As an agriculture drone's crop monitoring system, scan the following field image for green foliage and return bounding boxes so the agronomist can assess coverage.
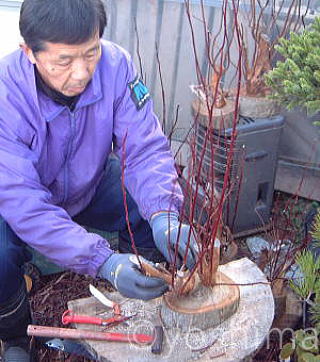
[289,250,320,299]
[289,248,320,334]
[299,352,320,362]
[310,293,320,332]
[281,208,320,362]
[310,211,320,328]
[265,18,320,118]
[295,329,319,354]
[311,212,320,243]
[280,330,320,361]
[280,342,295,359]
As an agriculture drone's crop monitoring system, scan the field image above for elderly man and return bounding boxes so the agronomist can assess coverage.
[0,0,197,360]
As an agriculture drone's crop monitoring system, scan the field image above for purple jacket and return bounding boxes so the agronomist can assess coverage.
[0,40,183,276]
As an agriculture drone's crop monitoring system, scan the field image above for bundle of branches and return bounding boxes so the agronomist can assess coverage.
[240,0,307,97]
[179,0,244,289]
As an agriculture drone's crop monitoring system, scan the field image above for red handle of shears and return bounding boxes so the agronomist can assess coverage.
[62,310,104,326]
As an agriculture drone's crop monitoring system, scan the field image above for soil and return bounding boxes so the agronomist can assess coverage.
[29,272,111,362]
[24,191,319,361]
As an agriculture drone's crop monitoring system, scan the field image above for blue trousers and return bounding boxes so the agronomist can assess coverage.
[0,155,156,303]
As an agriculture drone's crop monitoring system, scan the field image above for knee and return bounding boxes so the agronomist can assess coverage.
[0,220,28,281]
[0,220,18,257]
[0,248,26,302]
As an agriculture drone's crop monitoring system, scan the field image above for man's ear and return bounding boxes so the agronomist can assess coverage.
[19,43,37,64]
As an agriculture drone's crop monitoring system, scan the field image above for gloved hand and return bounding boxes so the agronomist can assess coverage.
[150,212,198,270]
[98,253,168,300]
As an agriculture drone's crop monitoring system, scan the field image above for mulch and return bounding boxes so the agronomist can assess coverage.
[29,272,114,361]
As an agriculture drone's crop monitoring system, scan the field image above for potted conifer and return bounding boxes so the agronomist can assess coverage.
[265,17,320,123]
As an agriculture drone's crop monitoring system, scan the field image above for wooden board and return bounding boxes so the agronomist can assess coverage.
[68,258,274,362]
[275,160,320,202]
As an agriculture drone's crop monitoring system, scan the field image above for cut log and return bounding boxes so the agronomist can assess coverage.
[160,271,240,332]
[192,98,237,129]
[66,258,274,362]
[239,96,280,119]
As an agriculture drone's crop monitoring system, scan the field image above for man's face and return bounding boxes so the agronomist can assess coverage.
[22,34,101,97]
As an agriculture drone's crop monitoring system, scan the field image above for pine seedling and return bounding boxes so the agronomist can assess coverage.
[289,250,320,301]
[289,249,320,331]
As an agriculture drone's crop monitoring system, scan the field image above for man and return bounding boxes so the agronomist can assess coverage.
[0,0,198,360]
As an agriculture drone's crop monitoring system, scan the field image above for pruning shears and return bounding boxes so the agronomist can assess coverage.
[62,284,135,327]
[62,310,134,327]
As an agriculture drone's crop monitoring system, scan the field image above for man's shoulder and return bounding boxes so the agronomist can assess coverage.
[0,50,36,121]
[100,40,132,68]
[0,49,35,104]
[0,49,27,79]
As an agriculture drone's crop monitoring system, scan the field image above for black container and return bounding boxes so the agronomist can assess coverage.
[186,115,285,236]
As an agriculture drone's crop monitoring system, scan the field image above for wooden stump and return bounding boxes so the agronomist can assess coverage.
[66,258,274,362]
[192,98,237,129]
[160,272,240,332]
[239,96,280,119]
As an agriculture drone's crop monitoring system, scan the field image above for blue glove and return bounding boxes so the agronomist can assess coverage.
[150,212,198,270]
[98,254,168,300]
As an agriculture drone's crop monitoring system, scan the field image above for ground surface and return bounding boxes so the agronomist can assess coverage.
[29,272,108,362]
[27,191,318,361]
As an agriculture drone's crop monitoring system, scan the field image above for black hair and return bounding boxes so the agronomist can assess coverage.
[19,0,107,53]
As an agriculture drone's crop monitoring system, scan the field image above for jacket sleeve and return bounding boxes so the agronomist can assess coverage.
[0,86,113,277]
[112,51,184,220]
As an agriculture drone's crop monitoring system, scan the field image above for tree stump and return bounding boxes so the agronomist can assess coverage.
[239,96,280,119]
[66,258,274,362]
[192,98,237,129]
[160,271,240,332]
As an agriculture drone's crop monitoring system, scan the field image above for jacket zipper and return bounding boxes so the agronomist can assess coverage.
[63,110,76,203]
